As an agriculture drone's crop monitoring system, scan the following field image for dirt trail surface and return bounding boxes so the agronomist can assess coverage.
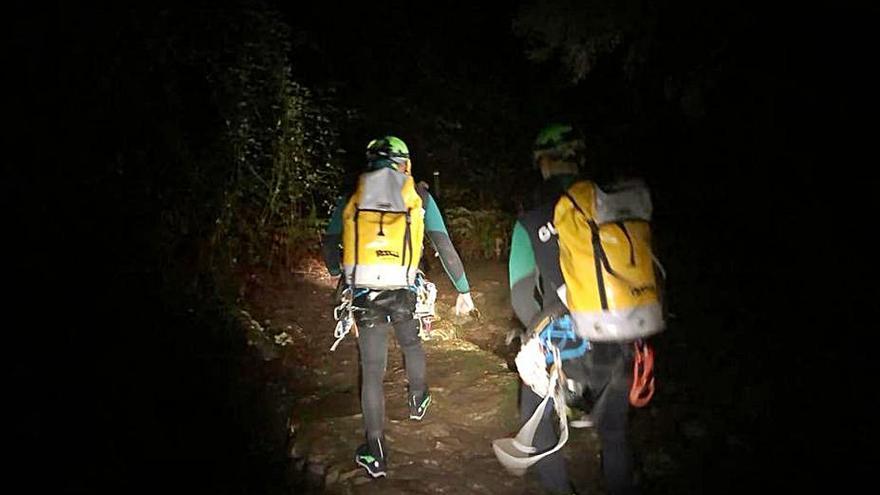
[244,259,611,494]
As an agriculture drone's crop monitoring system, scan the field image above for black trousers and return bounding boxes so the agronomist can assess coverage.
[354,289,427,442]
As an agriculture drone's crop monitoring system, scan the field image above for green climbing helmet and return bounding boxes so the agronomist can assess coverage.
[366,136,410,167]
[532,123,585,166]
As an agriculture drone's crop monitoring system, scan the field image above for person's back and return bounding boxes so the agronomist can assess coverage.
[506,124,639,495]
[321,135,477,479]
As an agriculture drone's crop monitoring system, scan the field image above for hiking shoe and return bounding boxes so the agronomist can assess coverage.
[354,439,387,478]
[408,390,432,420]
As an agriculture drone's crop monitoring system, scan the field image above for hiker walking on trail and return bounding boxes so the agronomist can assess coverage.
[500,124,663,495]
[321,136,477,478]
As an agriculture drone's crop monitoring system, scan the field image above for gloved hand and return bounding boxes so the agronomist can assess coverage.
[455,292,476,317]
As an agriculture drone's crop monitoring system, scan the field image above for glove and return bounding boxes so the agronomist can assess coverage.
[455,292,476,316]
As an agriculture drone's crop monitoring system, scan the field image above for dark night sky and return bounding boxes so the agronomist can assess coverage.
[267,0,874,195]
[273,0,552,183]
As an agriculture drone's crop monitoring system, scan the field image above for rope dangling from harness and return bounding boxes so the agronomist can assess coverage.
[629,339,656,407]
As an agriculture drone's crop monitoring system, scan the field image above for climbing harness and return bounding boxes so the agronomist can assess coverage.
[329,277,436,350]
[537,313,589,365]
[496,304,660,475]
[515,303,586,402]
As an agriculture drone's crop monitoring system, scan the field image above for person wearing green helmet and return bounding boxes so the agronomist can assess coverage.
[528,123,585,208]
[364,135,413,173]
[506,124,637,494]
[322,135,476,478]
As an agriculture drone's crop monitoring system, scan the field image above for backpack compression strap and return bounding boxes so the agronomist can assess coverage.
[352,208,360,291]
[562,192,638,310]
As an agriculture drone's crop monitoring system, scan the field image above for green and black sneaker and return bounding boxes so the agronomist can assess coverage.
[408,390,432,421]
[355,437,387,478]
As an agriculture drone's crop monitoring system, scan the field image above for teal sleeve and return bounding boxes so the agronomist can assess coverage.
[422,193,448,234]
[509,221,540,327]
[508,222,536,288]
[321,197,347,275]
[423,193,470,293]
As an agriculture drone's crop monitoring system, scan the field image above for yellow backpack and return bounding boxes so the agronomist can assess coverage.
[342,167,425,290]
[554,179,664,342]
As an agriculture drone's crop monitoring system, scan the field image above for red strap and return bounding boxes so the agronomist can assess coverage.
[629,340,655,407]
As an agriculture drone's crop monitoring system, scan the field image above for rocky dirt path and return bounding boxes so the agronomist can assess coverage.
[244,260,605,494]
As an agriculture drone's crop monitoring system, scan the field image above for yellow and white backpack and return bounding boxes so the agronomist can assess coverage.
[342,167,425,290]
[554,179,664,342]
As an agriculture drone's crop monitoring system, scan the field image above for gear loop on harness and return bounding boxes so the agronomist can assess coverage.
[329,272,437,351]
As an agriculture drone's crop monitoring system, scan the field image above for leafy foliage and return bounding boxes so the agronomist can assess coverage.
[514,0,651,83]
[444,207,514,261]
[53,2,347,301]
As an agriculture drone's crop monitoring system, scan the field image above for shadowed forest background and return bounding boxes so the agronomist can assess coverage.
[7,0,874,493]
